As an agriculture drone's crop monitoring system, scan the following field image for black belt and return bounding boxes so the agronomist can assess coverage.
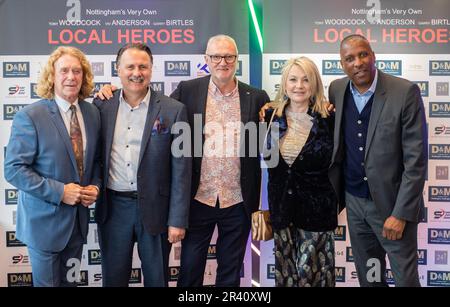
[107,189,138,199]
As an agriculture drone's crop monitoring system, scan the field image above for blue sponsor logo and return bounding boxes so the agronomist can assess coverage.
[346,246,354,262]
[164,61,190,76]
[90,82,111,98]
[435,250,448,265]
[5,189,18,205]
[429,186,450,202]
[429,61,450,76]
[270,60,287,75]
[30,83,39,99]
[3,104,28,120]
[88,249,101,265]
[169,266,180,281]
[89,208,95,223]
[429,144,450,160]
[429,102,450,118]
[412,81,429,97]
[334,225,346,241]
[7,273,33,287]
[322,60,344,75]
[150,82,164,94]
[3,62,30,78]
[376,60,401,76]
[428,228,450,244]
[267,264,275,279]
[427,271,450,286]
[6,231,26,247]
[335,267,346,282]
[385,269,395,285]
[196,62,209,75]
[418,249,427,265]
[111,61,118,77]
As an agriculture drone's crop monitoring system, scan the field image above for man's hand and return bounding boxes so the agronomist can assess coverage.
[382,216,406,240]
[168,226,186,244]
[94,84,117,100]
[259,103,272,122]
[80,185,99,207]
[62,183,82,205]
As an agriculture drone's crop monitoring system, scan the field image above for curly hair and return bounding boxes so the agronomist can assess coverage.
[36,46,94,100]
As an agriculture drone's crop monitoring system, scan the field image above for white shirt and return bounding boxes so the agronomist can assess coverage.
[107,88,151,191]
[54,94,87,162]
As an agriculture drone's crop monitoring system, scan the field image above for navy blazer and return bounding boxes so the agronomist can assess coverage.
[265,107,338,231]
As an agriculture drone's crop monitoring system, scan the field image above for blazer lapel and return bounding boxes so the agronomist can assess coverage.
[104,94,120,173]
[79,100,93,177]
[365,71,387,160]
[47,99,79,178]
[238,82,252,125]
[331,79,348,163]
[138,90,161,165]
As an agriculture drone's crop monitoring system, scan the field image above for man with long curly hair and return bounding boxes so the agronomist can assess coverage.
[4,46,101,287]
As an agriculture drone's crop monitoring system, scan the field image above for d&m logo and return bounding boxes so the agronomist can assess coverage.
[334,225,346,241]
[89,208,95,223]
[267,264,275,279]
[429,144,450,160]
[436,166,449,180]
[12,253,29,265]
[30,83,39,99]
[436,82,449,96]
[5,189,18,205]
[235,60,242,76]
[77,270,88,286]
[8,85,26,96]
[129,268,142,284]
[88,249,101,265]
[164,61,190,76]
[412,81,428,97]
[427,271,450,286]
[269,60,286,75]
[433,209,450,221]
[428,186,450,202]
[385,269,395,285]
[3,62,30,78]
[435,250,448,265]
[346,246,354,262]
[207,244,216,259]
[150,82,165,95]
[428,228,450,244]
[169,266,180,281]
[111,61,118,77]
[91,62,104,76]
[322,60,344,75]
[335,267,346,282]
[6,231,26,247]
[429,102,450,118]
[429,60,450,76]
[376,60,401,76]
[7,273,33,287]
[4,104,28,120]
[417,249,427,265]
[90,82,111,98]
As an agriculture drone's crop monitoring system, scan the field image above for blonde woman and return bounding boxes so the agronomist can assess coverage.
[263,57,338,287]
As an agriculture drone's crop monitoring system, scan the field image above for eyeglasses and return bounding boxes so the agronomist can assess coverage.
[207,54,238,64]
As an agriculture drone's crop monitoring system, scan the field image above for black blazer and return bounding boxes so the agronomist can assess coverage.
[171,76,270,218]
[265,107,338,232]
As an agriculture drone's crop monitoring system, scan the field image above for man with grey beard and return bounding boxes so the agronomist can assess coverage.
[93,43,191,287]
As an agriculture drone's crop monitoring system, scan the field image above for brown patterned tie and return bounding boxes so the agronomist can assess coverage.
[69,105,83,179]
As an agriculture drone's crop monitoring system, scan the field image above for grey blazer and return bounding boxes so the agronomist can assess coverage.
[93,89,192,234]
[328,70,427,223]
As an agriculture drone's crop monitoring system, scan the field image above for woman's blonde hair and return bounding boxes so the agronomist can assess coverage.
[269,57,329,118]
[36,46,94,100]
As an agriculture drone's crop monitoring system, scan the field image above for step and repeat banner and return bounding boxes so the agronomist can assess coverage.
[0,0,252,287]
[260,0,450,287]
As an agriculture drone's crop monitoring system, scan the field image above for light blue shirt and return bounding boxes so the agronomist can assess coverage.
[349,69,378,114]
[107,88,151,191]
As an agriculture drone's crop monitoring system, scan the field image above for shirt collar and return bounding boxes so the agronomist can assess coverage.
[119,87,151,108]
[350,68,378,96]
[208,78,239,98]
[54,94,79,112]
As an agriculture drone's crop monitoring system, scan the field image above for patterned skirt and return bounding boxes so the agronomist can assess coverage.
[274,224,335,287]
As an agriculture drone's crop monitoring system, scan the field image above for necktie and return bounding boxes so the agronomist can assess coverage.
[69,105,83,179]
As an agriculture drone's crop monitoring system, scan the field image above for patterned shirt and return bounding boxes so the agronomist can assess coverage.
[194,79,243,208]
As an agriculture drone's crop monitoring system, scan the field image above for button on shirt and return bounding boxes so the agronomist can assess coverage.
[55,95,87,163]
[107,88,150,191]
[350,69,378,114]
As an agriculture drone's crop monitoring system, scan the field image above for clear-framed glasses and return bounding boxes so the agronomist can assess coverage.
[207,54,238,64]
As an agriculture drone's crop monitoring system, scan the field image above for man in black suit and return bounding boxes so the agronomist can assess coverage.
[171,35,269,286]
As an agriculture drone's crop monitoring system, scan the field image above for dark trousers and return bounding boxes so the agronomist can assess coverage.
[177,199,250,287]
[28,209,84,287]
[98,191,171,287]
[345,192,420,287]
